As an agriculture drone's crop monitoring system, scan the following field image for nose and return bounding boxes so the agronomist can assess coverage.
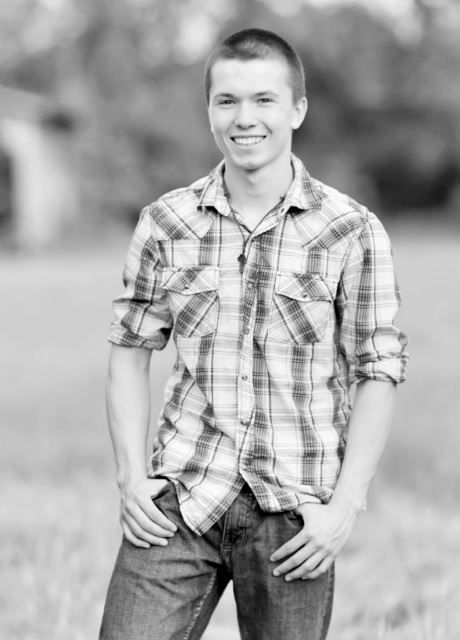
[234,102,257,129]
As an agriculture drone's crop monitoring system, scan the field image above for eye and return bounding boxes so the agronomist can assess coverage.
[217,99,235,106]
[258,98,274,104]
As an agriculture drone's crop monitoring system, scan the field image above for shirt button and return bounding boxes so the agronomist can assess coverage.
[241,420,249,426]
[244,328,250,334]
[242,375,248,381]
[247,283,253,290]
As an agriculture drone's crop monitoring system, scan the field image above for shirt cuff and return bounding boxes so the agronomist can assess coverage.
[108,324,171,350]
[349,354,408,385]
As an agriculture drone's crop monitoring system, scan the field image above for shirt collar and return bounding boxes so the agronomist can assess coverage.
[198,154,324,216]
[283,154,324,213]
[198,160,231,216]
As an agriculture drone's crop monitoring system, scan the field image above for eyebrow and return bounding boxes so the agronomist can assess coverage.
[213,90,280,100]
[213,92,235,99]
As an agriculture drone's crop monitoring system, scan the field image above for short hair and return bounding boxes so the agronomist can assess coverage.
[204,28,305,105]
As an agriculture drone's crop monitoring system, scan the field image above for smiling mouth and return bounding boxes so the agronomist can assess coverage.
[231,136,266,147]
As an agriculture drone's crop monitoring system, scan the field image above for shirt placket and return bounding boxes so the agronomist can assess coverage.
[235,206,288,475]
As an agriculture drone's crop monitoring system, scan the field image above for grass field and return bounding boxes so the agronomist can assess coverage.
[1,221,460,639]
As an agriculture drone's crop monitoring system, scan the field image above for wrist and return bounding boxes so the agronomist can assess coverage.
[329,484,367,516]
[116,467,147,492]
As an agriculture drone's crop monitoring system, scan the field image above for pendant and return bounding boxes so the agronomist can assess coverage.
[237,254,246,274]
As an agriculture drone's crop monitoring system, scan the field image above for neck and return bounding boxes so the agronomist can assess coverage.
[224,154,293,217]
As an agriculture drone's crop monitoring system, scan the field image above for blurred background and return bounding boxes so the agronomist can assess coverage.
[1,0,459,638]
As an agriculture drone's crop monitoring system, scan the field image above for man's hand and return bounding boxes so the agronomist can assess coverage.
[270,502,357,581]
[120,477,178,548]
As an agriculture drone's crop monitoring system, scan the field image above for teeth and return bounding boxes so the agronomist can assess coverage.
[233,136,264,146]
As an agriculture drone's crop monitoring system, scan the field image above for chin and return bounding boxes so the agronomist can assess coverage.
[234,161,262,173]
[231,153,266,172]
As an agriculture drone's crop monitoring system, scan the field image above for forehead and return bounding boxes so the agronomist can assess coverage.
[209,57,292,97]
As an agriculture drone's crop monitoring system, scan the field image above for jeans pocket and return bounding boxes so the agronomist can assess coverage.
[285,509,303,522]
[151,479,172,503]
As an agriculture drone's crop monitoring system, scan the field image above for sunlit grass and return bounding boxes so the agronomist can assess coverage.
[2,224,459,639]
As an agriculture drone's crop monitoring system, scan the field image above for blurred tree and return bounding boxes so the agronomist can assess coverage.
[0,148,12,234]
[0,0,459,221]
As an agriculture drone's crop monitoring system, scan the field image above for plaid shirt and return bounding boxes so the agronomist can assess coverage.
[109,155,408,535]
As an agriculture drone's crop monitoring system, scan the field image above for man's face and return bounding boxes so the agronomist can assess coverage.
[208,57,307,174]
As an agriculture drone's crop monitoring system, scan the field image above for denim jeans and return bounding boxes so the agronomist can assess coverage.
[99,481,334,640]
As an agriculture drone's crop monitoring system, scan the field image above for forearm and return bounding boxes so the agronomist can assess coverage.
[106,344,153,489]
[272,379,397,580]
[330,379,397,514]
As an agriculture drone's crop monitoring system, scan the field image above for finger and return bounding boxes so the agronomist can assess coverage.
[123,513,169,547]
[270,529,308,563]
[139,497,178,533]
[129,505,175,538]
[121,521,150,549]
[272,542,317,577]
[301,557,334,580]
[285,551,326,581]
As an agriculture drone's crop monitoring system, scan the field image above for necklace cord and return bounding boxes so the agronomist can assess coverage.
[224,190,284,274]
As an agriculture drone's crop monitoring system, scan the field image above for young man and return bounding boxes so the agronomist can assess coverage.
[100,29,408,640]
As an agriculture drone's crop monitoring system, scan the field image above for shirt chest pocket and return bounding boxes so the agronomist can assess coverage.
[161,267,219,337]
[268,272,336,344]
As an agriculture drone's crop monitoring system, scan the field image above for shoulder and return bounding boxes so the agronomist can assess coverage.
[145,173,209,218]
[312,176,388,244]
[314,178,370,225]
[293,168,377,254]
[141,173,213,241]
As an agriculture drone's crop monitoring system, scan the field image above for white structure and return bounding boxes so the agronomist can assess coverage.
[0,86,79,249]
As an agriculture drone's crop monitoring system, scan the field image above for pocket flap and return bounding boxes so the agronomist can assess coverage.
[275,272,336,301]
[161,267,219,295]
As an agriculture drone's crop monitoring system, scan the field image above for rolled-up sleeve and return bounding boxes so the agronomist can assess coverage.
[108,206,173,350]
[337,212,408,384]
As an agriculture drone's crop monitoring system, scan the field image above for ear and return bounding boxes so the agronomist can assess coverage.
[292,96,308,130]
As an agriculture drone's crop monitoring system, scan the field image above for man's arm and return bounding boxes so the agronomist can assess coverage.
[107,344,177,548]
[271,212,407,580]
[270,379,396,580]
